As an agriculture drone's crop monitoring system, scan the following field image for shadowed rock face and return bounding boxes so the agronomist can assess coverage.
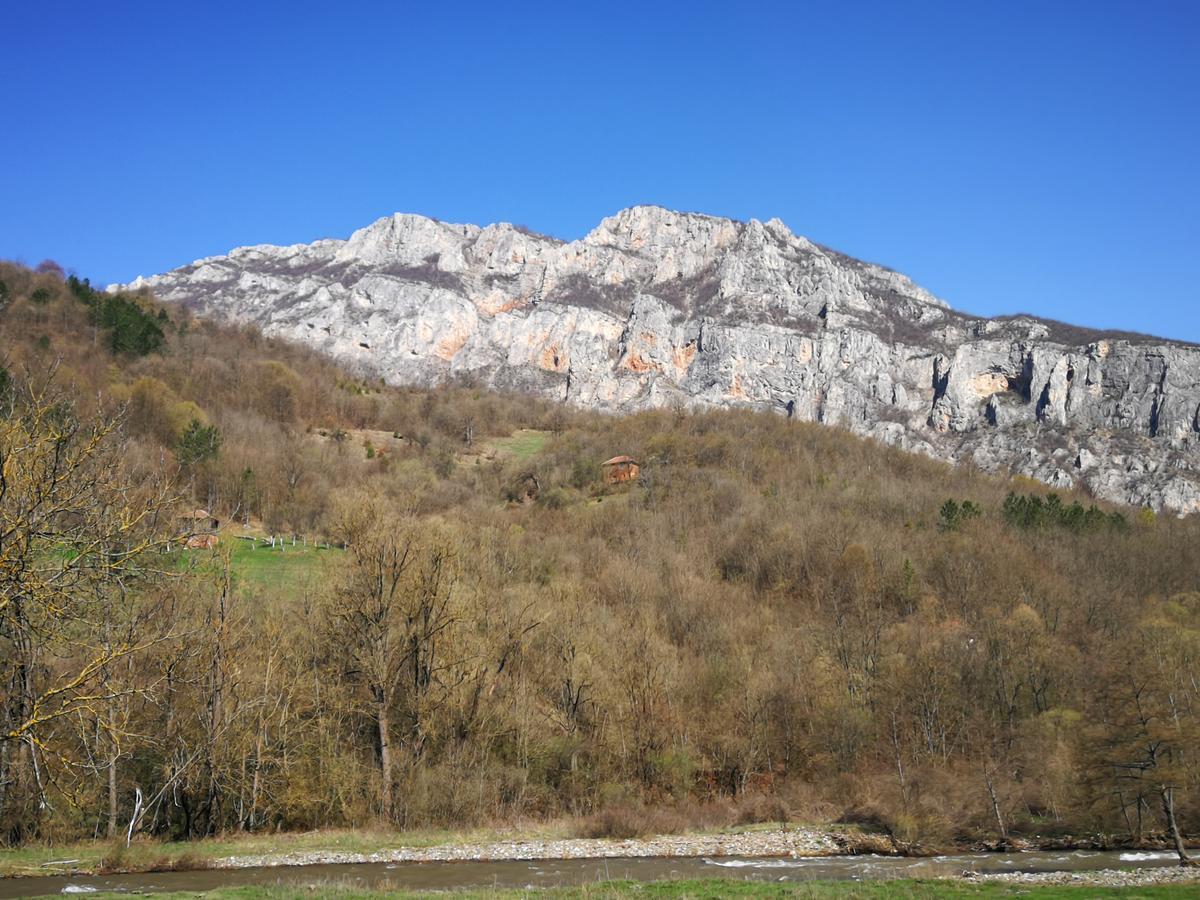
[114,206,1200,514]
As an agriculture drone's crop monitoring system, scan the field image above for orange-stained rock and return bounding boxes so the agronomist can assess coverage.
[186,533,219,550]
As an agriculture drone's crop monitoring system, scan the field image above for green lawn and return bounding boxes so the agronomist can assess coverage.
[484,429,551,460]
[173,533,341,591]
[223,537,337,590]
[66,878,1200,900]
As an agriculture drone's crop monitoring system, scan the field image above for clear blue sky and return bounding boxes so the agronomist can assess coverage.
[4,1,1198,340]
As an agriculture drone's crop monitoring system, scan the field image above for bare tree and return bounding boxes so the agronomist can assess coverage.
[0,369,174,837]
[324,500,457,822]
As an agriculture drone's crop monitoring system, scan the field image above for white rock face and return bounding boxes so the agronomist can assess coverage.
[113,206,1200,514]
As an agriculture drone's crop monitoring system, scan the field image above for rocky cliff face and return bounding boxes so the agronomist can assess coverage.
[115,206,1200,514]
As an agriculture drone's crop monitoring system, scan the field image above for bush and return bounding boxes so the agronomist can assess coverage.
[432,448,456,478]
[578,803,684,839]
[539,487,570,509]
[1001,491,1126,532]
[176,418,222,466]
[938,498,980,532]
[649,748,697,798]
[95,294,166,355]
[69,276,165,355]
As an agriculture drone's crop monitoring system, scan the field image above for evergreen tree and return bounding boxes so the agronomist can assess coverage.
[176,418,222,467]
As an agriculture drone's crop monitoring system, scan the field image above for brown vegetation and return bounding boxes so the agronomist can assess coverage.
[0,262,1197,860]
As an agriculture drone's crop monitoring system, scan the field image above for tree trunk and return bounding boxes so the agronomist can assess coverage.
[1161,786,1195,867]
[0,736,9,822]
[106,694,119,838]
[377,699,394,822]
[202,578,229,836]
[107,752,118,838]
[986,773,1008,841]
[1116,789,1135,842]
[890,713,908,808]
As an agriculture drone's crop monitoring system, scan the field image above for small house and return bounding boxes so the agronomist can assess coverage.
[181,509,220,532]
[177,509,221,551]
[601,455,640,484]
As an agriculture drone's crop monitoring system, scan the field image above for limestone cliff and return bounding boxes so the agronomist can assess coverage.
[114,206,1200,514]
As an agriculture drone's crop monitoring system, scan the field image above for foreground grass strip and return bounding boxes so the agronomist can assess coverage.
[72,879,1200,899]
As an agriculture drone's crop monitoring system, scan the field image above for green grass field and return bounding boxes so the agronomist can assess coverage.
[483,428,551,460]
[173,533,341,592]
[60,878,1200,899]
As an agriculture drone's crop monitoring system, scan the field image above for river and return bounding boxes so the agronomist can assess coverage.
[0,849,1187,897]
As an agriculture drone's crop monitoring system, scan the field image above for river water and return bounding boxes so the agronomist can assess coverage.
[0,849,1184,897]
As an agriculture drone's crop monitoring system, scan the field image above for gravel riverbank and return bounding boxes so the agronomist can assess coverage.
[967,866,1200,888]
[215,827,843,869]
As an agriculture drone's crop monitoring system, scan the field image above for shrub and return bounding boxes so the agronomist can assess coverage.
[432,448,456,478]
[938,498,980,532]
[539,487,570,509]
[69,276,165,355]
[1001,491,1126,533]
[176,418,222,466]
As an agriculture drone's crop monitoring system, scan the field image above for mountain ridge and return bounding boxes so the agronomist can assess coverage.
[113,205,1200,514]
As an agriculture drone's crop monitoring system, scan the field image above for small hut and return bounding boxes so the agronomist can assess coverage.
[177,508,220,551]
[601,455,640,484]
[181,509,220,532]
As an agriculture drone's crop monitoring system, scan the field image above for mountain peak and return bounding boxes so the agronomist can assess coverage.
[112,206,1200,514]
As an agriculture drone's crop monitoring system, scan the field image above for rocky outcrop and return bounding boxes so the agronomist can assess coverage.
[114,206,1200,514]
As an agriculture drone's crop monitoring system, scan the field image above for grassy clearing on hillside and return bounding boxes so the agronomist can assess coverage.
[173,533,341,591]
[482,428,551,460]
[63,878,1200,899]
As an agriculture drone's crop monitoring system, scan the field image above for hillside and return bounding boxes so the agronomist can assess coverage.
[1,261,1198,855]
[115,206,1200,514]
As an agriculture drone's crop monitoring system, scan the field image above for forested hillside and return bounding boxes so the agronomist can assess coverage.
[1,261,1197,854]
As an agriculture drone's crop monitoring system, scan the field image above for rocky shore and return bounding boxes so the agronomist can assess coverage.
[215,827,842,869]
[968,865,1199,888]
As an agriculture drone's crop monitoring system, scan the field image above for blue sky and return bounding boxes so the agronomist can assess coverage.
[3,1,1198,340]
